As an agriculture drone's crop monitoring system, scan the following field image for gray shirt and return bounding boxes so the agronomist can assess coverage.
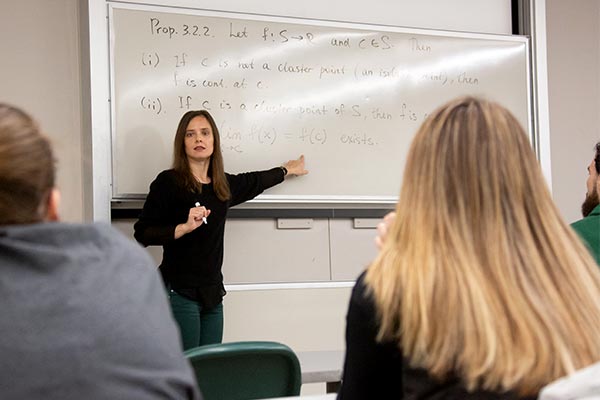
[0,222,201,400]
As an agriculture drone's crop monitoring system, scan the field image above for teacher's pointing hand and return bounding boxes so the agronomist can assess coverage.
[283,154,308,177]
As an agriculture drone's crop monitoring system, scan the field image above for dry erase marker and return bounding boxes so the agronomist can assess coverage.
[195,202,208,224]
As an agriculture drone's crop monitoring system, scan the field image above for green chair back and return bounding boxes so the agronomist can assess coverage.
[184,341,302,400]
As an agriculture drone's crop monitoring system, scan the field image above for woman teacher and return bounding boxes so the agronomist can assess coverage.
[134,110,308,350]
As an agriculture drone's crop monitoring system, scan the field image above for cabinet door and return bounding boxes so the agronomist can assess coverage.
[224,218,331,284]
[329,219,379,281]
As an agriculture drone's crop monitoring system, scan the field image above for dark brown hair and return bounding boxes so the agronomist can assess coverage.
[172,110,230,201]
[0,103,55,224]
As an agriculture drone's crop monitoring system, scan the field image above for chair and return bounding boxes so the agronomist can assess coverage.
[184,341,302,400]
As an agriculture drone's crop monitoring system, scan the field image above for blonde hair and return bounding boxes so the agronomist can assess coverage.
[366,96,600,395]
[0,103,55,225]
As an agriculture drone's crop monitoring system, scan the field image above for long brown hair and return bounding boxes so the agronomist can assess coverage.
[172,110,230,201]
[0,103,55,224]
[366,96,600,395]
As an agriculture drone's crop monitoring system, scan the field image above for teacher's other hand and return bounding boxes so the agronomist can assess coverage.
[284,154,308,176]
[175,206,211,239]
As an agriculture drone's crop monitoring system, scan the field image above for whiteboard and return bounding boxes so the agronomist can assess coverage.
[109,3,530,203]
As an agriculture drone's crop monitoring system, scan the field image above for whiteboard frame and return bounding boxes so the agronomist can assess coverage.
[107,1,532,204]
[89,0,550,216]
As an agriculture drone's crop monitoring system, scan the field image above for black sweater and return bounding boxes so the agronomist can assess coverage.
[338,272,537,400]
[134,168,284,306]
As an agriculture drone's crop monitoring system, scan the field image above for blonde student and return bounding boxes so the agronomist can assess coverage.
[338,96,600,399]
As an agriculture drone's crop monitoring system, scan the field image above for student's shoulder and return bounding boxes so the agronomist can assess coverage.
[571,206,600,230]
[571,216,595,233]
[87,223,155,266]
[354,270,368,291]
[41,223,156,276]
[350,270,372,305]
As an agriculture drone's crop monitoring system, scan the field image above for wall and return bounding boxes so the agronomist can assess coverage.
[0,0,83,222]
[546,0,600,223]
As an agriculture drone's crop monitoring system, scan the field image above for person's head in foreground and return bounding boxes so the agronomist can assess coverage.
[340,96,600,399]
[581,141,600,218]
[0,103,59,225]
[0,102,200,399]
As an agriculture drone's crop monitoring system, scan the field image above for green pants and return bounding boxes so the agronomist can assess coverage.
[169,289,223,350]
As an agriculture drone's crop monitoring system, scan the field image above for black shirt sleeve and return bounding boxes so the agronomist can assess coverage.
[228,167,285,207]
[338,272,404,400]
[134,171,179,247]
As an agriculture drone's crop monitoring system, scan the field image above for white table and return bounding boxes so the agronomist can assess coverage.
[296,350,344,394]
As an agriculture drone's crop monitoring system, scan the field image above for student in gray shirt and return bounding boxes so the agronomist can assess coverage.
[0,103,201,400]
